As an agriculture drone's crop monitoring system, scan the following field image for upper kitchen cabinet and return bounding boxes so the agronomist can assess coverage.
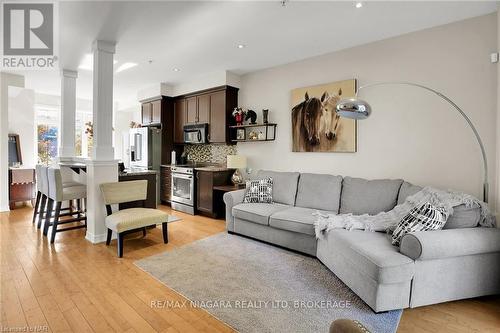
[174,98,187,144]
[139,96,175,165]
[197,94,211,124]
[141,102,152,124]
[173,86,238,144]
[186,96,197,124]
[141,98,163,125]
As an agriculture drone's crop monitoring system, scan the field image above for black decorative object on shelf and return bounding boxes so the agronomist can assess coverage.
[262,109,269,124]
[229,123,277,142]
[245,110,257,124]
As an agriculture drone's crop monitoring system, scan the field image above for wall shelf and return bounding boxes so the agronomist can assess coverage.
[229,123,277,142]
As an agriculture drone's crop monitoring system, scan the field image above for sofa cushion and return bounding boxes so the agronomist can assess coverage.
[444,204,481,229]
[326,229,414,284]
[257,170,300,206]
[397,181,423,205]
[233,203,289,226]
[295,173,342,212]
[340,177,403,215]
[269,207,334,235]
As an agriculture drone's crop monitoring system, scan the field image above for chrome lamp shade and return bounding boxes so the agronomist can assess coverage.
[335,98,371,120]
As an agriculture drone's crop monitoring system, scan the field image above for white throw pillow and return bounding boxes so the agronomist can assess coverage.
[392,202,449,246]
[243,178,273,204]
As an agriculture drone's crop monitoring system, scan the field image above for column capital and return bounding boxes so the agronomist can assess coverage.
[92,40,116,54]
[61,69,78,79]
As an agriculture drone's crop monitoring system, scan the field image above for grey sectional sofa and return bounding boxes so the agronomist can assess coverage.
[223,170,500,312]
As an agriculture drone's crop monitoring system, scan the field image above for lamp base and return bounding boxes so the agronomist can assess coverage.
[231,169,244,185]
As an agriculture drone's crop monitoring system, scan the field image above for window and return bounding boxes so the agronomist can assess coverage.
[35,105,59,165]
[76,110,92,157]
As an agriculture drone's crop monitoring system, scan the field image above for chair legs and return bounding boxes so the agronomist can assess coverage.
[117,233,124,258]
[162,222,168,244]
[37,194,47,229]
[32,191,41,224]
[106,229,112,245]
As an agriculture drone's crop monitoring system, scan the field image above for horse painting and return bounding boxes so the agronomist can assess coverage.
[291,79,357,152]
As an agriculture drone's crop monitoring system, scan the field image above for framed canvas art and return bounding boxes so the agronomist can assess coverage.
[291,79,357,152]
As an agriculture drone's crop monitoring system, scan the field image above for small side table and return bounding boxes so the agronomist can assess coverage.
[213,184,246,218]
[9,168,36,209]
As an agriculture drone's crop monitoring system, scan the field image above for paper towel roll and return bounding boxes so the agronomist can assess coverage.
[171,151,176,165]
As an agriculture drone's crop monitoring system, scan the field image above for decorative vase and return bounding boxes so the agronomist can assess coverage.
[235,113,243,125]
[262,109,269,124]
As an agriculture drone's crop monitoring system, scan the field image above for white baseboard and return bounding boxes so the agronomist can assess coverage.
[0,205,10,213]
[85,231,107,244]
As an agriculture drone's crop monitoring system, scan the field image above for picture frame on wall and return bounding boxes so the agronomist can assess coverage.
[291,79,357,152]
[236,129,246,140]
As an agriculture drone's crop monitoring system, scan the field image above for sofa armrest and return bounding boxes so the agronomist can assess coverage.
[223,189,246,232]
[400,227,500,260]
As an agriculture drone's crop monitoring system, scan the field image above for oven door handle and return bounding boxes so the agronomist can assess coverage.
[172,173,193,180]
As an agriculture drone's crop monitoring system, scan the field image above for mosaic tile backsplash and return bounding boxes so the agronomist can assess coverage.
[183,144,237,164]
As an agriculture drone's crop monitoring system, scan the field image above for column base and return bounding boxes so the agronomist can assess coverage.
[85,159,119,244]
[0,205,10,212]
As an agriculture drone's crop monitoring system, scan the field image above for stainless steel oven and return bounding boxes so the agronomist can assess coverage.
[171,166,195,214]
[183,123,208,144]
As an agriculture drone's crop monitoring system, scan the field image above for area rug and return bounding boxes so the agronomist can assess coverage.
[135,233,402,333]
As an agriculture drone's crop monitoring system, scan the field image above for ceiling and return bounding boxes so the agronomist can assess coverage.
[17,1,497,110]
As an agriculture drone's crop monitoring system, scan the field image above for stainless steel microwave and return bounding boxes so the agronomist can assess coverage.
[183,123,208,144]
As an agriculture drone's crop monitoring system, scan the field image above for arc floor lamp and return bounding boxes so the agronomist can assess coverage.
[335,81,489,203]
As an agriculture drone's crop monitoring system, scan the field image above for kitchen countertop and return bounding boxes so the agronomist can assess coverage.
[119,169,158,177]
[194,166,230,172]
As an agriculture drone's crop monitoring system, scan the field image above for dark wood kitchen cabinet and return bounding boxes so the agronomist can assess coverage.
[172,86,238,144]
[173,98,186,144]
[160,165,172,203]
[141,102,152,124]
[186,96,198,123]
[151,99,162,123]
[139,96,175,165]
[209,90,226,143]
[197,94,210,124]
[196,170,232,217]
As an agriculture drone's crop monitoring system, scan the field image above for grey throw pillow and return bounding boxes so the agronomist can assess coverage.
[392,202,448,246]
[243,178,273,204]
[444,204,481,229]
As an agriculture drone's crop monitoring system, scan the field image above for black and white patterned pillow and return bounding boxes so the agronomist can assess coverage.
[392,202,449,246]
[243,178,273,204]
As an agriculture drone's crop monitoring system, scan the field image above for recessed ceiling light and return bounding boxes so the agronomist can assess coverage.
[355,2,363,8]
[173,68,180,72]
[116,62,138,73]
[237,44,246,49]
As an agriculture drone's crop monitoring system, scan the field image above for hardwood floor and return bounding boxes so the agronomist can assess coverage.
[1,205,499,333]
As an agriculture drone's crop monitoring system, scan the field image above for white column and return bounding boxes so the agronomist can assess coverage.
[0,73,25,212]
[59,69,78,160]
[85,40,118,243]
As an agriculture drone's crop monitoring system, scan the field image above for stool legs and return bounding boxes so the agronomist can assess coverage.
[32,191,41,224]
[37,194,47,229]
[43,198,54,236]
[50,202,62,244]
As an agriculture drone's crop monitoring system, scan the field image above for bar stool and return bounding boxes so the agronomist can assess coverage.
[44,167,87,243]
[34,165,49,229]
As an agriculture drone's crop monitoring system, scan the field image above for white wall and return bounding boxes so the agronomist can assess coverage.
[8,87,36,167]
[237,13,498,209]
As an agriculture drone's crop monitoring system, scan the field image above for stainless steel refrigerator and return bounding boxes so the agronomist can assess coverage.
[129,127,162,171]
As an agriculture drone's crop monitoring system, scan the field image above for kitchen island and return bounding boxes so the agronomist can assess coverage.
[119,170,158,209]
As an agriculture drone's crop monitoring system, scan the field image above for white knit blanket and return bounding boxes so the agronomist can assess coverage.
[314,187,496,239]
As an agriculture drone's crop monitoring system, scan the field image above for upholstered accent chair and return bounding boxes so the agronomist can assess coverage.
[100,180,170,258]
